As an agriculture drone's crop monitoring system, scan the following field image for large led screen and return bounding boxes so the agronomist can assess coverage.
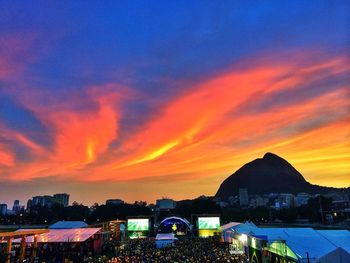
[198,217,220,229]
[127,218,149,231]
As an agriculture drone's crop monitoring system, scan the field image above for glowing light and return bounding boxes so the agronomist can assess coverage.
[172,224,177,231]
[86,140,96,163]
[238,234,248,243]
[125,141,179,166]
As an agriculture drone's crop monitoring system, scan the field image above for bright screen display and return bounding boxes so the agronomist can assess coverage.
[198,217,220,229]
[198,229,216,237]
[127,218,149,231]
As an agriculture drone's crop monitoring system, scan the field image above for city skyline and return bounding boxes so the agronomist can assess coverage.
[0,1,349,206]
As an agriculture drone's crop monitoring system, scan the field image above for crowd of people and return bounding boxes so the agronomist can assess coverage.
[1,236,246,262]
[0,241,97,263]
[107,237,247,263]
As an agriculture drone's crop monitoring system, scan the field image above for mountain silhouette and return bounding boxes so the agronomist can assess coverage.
[215,152,337,200]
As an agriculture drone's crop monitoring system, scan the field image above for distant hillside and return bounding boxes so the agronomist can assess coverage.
[215,152,342,200]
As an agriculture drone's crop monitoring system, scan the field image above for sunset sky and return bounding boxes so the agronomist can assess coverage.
[0,1,349,206]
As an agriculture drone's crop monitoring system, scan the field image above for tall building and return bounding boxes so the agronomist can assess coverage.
[275,193,295,209]
[53,193,70,207]
[156,198,176,210]
[12,200,21,215]
[239,188,249,206]
[295,193,310,206]
[31,195,50,207]
[250,195,269,207]
[41,195,54,207]
[28,193,70,208]
[32,196,42,206]
[0,204,7,216]
[106,199,124,205]
[26,199,32,212]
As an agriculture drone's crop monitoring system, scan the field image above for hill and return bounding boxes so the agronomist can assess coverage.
[215,152,340,200]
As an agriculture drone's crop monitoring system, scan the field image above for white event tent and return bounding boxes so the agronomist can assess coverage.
[13,228,101,243]
[223,222,350,263]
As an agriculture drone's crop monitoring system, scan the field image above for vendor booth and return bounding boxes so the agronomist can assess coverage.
[13,227,104,255]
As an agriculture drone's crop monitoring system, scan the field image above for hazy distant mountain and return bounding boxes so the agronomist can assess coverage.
[215,152,341,200]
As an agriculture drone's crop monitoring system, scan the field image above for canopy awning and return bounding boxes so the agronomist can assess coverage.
[13,228,101,243]
[0,229,49,238]
[49,221,88,229]
[220,222,241,231]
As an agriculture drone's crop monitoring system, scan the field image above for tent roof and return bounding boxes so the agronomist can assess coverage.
[220,222,241,231]
[49,221,88,229]
[242,227,349,260]
[232,223,258,234]
[13,228,101,243]
[319,247,350,262]
[159,217,191,227]
[250,227,317,240]
[156,233,178,240]
[231,224,350,260]
[244,221,257,227]
[279,231,338,260]
[0,229,48,238]
[316,230,350,253]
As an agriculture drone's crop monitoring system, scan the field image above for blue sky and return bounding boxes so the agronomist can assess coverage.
[0,1,349,205]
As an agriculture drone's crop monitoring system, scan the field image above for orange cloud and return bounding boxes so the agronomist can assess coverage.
[2,88,123,181]
[81,54,349,188]
[15,133,45,155]
[0,145,15,167]
[51,100,119,168]
[2,52,349,195]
